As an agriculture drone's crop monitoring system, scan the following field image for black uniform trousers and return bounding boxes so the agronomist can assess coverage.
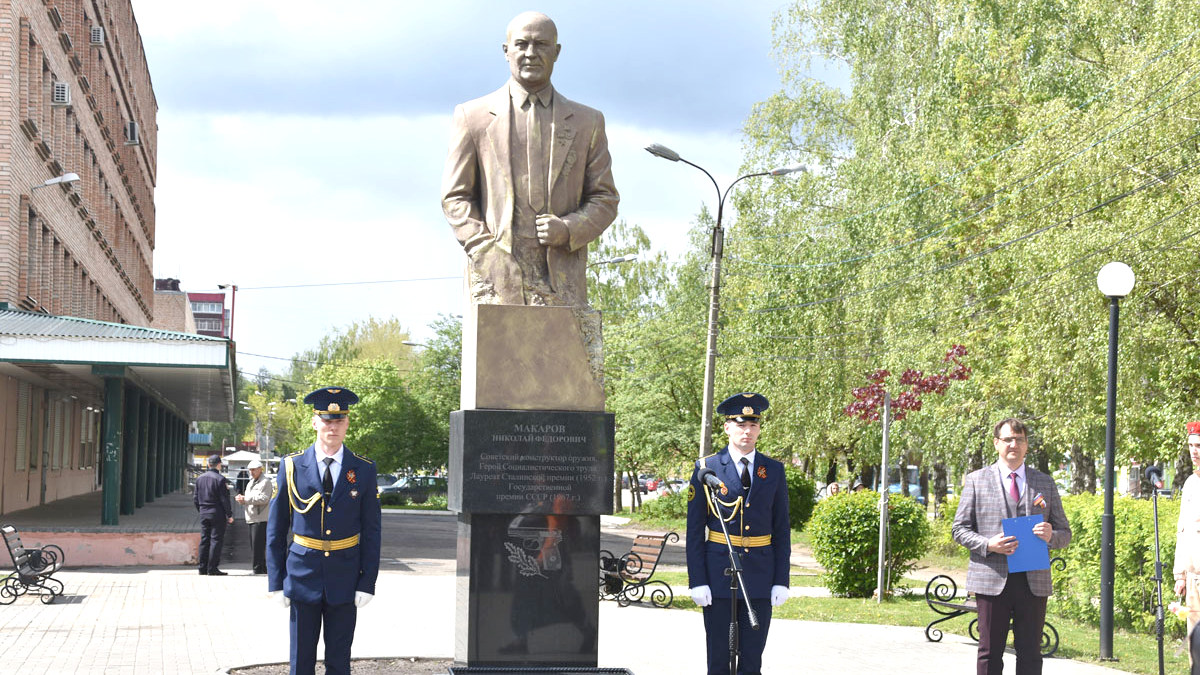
[974,572,1046,675]
[290,599,357,675]
[197,514,226,574]
[248,521,267,573]
[702,596,772,675]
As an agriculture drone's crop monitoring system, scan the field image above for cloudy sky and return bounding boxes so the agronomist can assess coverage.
[135,0,817,377]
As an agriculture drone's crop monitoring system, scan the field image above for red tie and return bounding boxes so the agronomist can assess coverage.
[1009,472,1020,502]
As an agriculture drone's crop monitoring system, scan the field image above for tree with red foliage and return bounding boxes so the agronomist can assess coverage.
[844,345,970,423]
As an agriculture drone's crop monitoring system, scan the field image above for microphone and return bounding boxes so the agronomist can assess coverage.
[1145,465,1164,490]
[696,466,725,491]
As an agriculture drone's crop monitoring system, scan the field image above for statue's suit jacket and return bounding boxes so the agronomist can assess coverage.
[441,82,619,305]
[265,446,382,606]
[951,464,1071,596]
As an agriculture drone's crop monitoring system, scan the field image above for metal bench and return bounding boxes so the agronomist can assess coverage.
[924,573,1059,656]
[599,531,679,608]
[0,525,65,605]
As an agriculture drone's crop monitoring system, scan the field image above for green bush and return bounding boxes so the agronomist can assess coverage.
[379,493,408,507]
[1050,493,1184,638]
[785,466,817,531]
[640,488,689,520]
[809,490,931,597]
[930,494,968,559]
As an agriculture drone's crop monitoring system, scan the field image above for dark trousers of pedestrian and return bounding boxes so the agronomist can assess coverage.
[197,514,226,574]
[290,599,357,675]
[702,596,772,675]
[974,572,1047,675]
[248,521,267,574]
[1191,625,1200,675]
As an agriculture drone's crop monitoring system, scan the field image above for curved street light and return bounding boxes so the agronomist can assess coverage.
[1096,261,1134,660]
[31,172,80,191]
[646,142,807,455]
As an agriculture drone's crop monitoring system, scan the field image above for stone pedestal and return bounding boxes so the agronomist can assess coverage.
[451,305,615,670]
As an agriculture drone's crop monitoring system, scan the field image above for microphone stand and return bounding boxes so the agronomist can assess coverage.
[706,486,759,675]
[1150,482,1165,675]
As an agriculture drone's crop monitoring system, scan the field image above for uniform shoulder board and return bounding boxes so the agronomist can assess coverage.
[358,455,375,466]
[285,450,304,458]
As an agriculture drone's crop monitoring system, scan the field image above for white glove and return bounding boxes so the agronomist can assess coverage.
[770,585,789,607]
[354,591,373,608]
[689,585,712,607]
[269,590,290,608]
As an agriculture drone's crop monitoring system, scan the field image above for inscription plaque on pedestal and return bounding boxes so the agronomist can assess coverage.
[450,409,614,515]
[450,409,615,668]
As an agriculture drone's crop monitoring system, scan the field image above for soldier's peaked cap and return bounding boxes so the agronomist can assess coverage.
[304,387,359,419]
[717,392,769,422]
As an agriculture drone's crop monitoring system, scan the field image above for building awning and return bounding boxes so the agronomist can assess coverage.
[0,308,236,421]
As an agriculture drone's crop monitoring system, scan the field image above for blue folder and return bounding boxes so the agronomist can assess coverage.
[1002,514,1050,573]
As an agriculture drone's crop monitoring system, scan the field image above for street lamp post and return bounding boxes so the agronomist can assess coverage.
[645,143,805,456]
[218,284,238,341]
[1097,261,1135,660]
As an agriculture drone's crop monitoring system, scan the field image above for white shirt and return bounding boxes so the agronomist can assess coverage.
[318,445,345,489]
[996,460,1026,498]
[730,448,758,486]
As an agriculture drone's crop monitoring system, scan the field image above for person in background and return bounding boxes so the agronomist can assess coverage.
[236,466,250,495]
[235,459,273,574]
[194,454,233,576]
[1173,420,1200,673]
[827,481,841,497]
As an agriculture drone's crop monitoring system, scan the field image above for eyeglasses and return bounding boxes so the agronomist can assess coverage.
[997,436,1027,445]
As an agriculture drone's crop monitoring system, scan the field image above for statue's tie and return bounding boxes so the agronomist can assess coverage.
[527,94,546,213]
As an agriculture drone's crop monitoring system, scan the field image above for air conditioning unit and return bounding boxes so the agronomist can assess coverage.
[125,121,140,145]
[52,81,70,106]
[90,26,104,45]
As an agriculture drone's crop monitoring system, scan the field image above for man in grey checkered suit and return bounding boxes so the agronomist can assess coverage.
[952,418,1072,675]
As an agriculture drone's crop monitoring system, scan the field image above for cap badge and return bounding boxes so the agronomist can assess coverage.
[327,403,341,412]
[742,406,754,415]
[742,393,754,398]
[329,389,341,394]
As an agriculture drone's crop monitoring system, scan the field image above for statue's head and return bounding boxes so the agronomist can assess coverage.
[503,12,560,92]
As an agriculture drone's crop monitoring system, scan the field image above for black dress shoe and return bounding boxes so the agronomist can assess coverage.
[208,569,228,576]
[198,569,208,575]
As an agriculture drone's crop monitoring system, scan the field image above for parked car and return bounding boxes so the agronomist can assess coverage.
[376,473,398,494]
[656,478,686,495]
[380,475,448,504]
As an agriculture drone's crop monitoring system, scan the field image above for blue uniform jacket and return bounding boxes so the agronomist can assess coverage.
[686,447,791,599]
[266,445,382,605]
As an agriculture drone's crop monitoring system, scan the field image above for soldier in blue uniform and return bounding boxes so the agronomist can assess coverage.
[267,387,382,675]
[687,392,791,675]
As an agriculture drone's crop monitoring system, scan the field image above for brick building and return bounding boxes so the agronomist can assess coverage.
[187,290,228,338]
[0,1,234,523]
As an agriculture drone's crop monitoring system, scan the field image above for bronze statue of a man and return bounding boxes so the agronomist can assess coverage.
[441,12,619,307]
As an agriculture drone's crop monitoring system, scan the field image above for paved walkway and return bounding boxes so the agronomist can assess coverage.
[0,564,1133,675]
[0,499,1132,674]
